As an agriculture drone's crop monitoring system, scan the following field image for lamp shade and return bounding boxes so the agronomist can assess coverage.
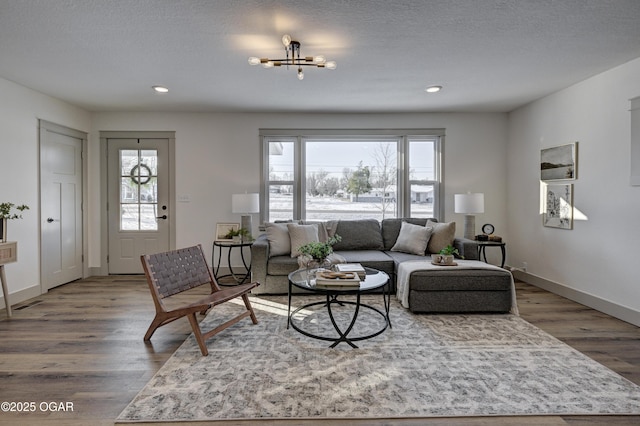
[454,193,485,214]
[232,193,260,214]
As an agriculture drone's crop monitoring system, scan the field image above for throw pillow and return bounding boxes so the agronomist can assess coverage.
[264,222,291,257]
[426,220,456,254]
[288,223,320,257]
[390,222,433,255]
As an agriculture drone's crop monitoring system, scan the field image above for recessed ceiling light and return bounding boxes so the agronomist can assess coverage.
[152,85,169,93]
[425,85,442,93]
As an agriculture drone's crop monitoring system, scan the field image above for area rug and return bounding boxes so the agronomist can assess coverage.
[117,295,640,422]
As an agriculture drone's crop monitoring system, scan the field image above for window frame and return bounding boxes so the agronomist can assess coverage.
[260,129,444,223]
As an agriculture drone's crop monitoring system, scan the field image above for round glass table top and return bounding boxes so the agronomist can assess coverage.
[288,267,389,293]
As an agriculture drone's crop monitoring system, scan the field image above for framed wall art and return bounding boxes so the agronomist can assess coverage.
[543,183,573,229]
[540,142,578,181]
[215,223,239,241]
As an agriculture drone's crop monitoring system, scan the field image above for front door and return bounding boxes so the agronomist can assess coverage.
[107,137,170,274]
[40,121,85,291]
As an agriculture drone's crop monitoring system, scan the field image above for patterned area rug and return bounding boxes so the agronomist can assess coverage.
[117,295,640,422]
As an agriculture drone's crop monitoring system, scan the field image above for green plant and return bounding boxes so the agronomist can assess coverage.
[439,244,463,258]
[224,227,251,239]
[0,202,29,220]
[298,234,342,261]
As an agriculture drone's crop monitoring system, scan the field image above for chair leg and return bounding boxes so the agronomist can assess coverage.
[187,312,209,356]
[143,315,165,341]
[242,294,258,324]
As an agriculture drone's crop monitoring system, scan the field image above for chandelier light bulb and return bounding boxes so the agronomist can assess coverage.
[282,34,292,47]
[297,68,304,80]
[262,61,274,69]
[152,85,169,93]
[248,57,260,66]
[325,61,337,70]
[314,55,326,64]
[426,85,442,93]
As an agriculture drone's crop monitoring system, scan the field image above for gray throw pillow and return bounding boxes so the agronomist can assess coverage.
[264,222,291,257]
[391,222,433,255]
[426,220,456,254]
[288,223,319,257]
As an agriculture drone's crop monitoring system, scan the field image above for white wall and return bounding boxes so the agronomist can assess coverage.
[0,77,91,302]
[91,112,509,267]
[508,57,640,325]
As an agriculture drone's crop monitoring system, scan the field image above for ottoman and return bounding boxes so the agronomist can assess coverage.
[396,260,516,314]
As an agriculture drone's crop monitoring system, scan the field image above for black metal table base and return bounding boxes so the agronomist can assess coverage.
[289,294,389,348]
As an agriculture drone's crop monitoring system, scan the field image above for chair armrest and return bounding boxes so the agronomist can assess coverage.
[250,234,269,285]
[453,237,479,260]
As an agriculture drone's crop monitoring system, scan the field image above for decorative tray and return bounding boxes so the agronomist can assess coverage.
[431,261,458,266]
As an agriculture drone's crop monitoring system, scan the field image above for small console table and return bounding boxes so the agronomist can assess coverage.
[477,241,506,268]
[0,241,17,318]
[212,240,253,285]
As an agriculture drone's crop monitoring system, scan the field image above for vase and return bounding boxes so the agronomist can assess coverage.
[305,257,331,284]
[0,218,6,243]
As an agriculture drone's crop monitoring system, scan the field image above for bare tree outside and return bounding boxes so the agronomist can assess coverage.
[371,142,397,219]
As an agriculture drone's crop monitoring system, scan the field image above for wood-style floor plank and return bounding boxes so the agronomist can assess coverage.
[0,276,638,426]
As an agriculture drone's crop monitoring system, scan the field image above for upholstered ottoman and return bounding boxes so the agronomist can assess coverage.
[396,259,517,314]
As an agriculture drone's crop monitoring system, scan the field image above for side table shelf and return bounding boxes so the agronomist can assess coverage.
[212,240,253,285]
[0,241,17,318]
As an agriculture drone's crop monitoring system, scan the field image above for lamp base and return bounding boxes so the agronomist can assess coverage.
[463,215,476,240]
[240,215,252,241]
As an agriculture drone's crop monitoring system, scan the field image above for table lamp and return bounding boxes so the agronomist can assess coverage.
[232,193,259,240]
[454,193,484,240]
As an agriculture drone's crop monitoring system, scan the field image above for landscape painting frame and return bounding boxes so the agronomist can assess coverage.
[540,142,578,181]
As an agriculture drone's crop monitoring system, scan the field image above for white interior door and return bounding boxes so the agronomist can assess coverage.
[40,121,84,291]
[107,138,170,274]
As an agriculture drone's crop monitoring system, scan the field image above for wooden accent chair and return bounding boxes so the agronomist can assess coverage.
[141,244,260,356]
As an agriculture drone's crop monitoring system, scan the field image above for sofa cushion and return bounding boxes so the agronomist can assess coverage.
[426,220,456,254]
[381,218,433,250]
[288,223,319,257]
[332,219,384,251]
[264,222,291,257]
[266,255,300,276]
[333,250,394,277]
[391,222,433,255]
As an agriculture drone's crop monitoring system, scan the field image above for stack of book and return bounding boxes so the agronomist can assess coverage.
[314,270,361,288]
[334,263,366,280]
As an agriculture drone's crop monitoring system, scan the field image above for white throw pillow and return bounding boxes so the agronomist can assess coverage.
[264,222,291,257]
[426,220,456,254]
[288,223,320,257]
[391,222,433,255]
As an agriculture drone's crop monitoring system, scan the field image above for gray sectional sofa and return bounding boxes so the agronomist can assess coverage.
[250,217,515,313]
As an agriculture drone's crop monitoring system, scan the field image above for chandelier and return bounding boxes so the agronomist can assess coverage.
[248,34,337,80]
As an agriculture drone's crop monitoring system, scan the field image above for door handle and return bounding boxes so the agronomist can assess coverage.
[156,215,167,220]
[47,218,55,223]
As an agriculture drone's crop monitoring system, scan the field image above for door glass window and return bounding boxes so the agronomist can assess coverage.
[119,149,159,230]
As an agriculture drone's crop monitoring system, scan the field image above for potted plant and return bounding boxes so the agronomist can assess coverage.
[224,227,251,242]
[439,244,462,265]
[0,202,29,243]
[298,234,342,270]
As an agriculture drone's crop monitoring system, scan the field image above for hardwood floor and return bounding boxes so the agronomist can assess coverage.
[0,276,638,426]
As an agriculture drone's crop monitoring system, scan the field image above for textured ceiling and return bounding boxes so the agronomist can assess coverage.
[1,0,640,113]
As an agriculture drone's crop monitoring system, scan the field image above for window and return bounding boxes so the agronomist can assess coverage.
[262,130,443,222]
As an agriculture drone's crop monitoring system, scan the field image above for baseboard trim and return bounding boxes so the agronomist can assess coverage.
[512,270,640,327]
[0,284,43,314]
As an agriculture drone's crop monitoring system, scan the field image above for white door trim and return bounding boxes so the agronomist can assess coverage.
[98,131,176,276]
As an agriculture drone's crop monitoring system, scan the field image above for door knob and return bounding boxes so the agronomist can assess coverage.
[47,218,54,223]
[156,215,167,220]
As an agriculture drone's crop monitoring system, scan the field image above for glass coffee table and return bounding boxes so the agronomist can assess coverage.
[287,267,391,348]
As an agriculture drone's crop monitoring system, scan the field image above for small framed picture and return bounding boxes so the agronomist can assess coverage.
[540,142,578,181]
[215,223,239,241]
[543,183,573,229]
